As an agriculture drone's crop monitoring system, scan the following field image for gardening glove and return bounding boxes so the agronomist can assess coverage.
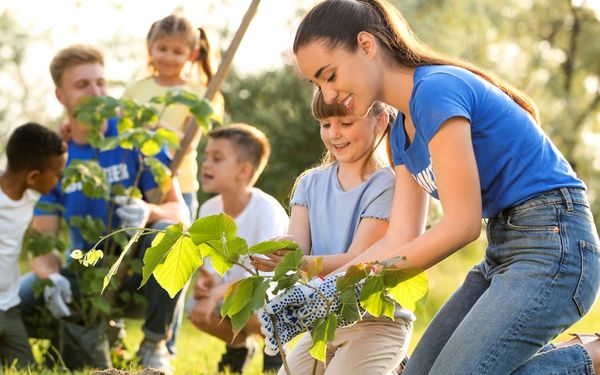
[114,195,150,235]
[259,309,306,356]
[43,273,73,319]
[259,279,322,355]
[296,273,365,330]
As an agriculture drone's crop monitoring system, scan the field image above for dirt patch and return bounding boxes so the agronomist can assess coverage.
[90,369,166,375]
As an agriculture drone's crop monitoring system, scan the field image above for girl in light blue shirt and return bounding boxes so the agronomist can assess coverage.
[254,90,412,374]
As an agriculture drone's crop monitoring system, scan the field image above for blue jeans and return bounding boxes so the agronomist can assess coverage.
[404,188,600,375]
[19,220,185,343]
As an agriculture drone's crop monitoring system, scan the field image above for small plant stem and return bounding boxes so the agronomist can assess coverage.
[88,227,160,252]
[269,313,292,375]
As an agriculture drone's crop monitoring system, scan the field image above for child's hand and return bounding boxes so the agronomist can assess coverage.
[188,294,219,326]
[251,249,294,272]
[193,267,217,300]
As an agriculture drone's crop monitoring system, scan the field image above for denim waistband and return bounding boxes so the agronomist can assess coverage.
[497,187,588,219]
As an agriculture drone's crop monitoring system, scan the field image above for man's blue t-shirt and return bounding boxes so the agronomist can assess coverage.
[391,65,584,218]
[34,119,171,250]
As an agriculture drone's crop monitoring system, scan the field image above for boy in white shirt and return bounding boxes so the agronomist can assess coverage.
[188,123,289,373]
[0,123,66,368]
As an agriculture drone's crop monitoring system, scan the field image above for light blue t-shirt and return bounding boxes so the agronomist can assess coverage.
[391,65,584,218]
[290,162,394,256]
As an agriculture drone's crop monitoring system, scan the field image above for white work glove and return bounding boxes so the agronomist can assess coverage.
[114,195,150,235]
[259,274,365,356]
[43,273,73,319]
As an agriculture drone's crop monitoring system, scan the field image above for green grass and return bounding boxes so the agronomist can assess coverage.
[7,236,600,374]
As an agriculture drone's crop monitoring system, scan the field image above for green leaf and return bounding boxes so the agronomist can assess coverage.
[228,277,270,337]
[221,277,257,317]
[140,223,184,287]
[203,237,247,276]
[207,236,248,259]
[248,239,300,255]
[117,117,134,133]
[273,274,299,294]
[152,235,203,298]
[309,314,337,362]
[70,215,106,245]
[34,201,65,214]
[359,275,395,319]
[102,231,142,293]
[62,160,110,200]
[337,263,370,292]
[188,214,237,245]
[140,139,161,157]
[383,268,429,313]
[273,248,304,281]
[155,128,180,149]
[24,231,66,257]
[144,157,171,192]
[98,136,121,151]
[339,288,362,324]
[92,298,112,314]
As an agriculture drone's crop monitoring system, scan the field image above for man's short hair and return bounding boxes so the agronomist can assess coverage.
[208,123,271,185]
[50,44,104,87]
[6,123,66,173]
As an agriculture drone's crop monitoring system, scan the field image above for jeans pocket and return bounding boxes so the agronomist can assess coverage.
[505,206,559,232]
[573,240,600,316]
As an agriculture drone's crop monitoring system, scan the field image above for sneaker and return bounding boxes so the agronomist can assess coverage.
[218,338,259,373]
[263,351,283,372]
[137,339,173,375]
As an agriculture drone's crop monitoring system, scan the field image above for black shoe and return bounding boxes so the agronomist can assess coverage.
[263,351,283,372]
[217,341,258,373]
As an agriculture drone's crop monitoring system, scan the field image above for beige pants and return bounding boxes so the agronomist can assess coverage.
[278,317,412,375]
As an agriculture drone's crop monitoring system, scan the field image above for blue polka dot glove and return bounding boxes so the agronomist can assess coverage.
[259,308,305,356]
[260,274,365,356]
[260,280,321,355]
[296,274,365,330]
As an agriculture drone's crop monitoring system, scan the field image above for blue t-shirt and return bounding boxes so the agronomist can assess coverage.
[290,163,394,256]
[35,119,171,251]
[391,65,584,218]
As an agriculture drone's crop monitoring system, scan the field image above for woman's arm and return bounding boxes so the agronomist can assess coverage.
[337,117,482,271]
[304,217,389,275]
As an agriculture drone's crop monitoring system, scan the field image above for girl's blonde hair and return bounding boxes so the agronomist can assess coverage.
[146,14,215,85]
[294,0,539,123]
[291,89,396,198]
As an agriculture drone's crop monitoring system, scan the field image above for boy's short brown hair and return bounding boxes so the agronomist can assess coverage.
[6,123,66,173]
[50,44,104,87]
[207,123,270,185]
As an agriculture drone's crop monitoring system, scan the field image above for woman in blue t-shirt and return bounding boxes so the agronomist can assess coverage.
[290,0,600,374]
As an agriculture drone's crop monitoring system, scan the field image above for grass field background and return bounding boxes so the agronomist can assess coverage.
[6,235,600,374]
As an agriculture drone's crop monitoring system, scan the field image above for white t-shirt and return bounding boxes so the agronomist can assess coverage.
[200,188,289,283]
[0,187,40,310]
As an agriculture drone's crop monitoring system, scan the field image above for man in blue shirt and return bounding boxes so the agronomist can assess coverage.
[19,45,189,374]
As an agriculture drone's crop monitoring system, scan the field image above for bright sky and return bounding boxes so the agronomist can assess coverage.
[1,0,315,119]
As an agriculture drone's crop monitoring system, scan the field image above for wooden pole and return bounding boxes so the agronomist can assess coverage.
[170,0,261,175]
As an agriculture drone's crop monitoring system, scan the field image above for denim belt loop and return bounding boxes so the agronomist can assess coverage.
[560,187,574,212]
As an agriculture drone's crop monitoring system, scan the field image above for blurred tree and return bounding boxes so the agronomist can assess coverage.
[215,66,322,207]
[0,10,50,153]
